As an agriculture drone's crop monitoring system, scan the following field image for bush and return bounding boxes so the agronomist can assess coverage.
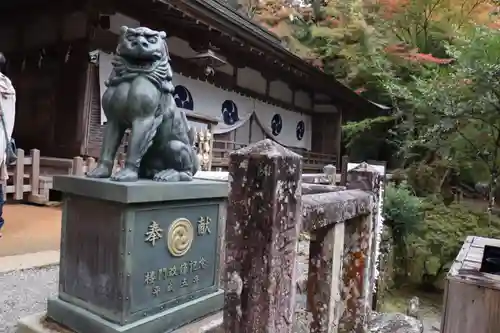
[407,199,500,290]
[384,182,423,237]
[382,181,500,289]
[383,182,424,284]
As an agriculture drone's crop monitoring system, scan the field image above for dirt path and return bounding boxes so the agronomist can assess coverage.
[0,204,61,257]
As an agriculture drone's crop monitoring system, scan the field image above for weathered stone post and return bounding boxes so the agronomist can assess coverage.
[339,162,379,333]
[307,210,346,333]
[305,189,372,333]
[323,164,336,185]
[224,139,302,333]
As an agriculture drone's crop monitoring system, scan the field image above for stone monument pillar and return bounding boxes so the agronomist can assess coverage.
[46,176,227,333]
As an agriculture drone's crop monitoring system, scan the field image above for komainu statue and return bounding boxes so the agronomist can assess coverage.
[87,26,198,182]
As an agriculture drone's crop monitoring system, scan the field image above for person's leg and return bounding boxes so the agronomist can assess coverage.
[0,183,5,236]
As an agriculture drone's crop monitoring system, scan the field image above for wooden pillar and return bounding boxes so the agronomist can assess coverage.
[336,109,342,167]
[224,139,302,333]
[340,155,349,186]
[338,162,379,333]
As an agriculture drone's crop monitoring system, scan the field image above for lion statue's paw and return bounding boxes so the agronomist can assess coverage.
[153,169,193,182]
[87,164,113,179]
[111,167,139,182]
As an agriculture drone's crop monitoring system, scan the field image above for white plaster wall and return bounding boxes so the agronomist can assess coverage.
[269,80,293,104]
[188,120,208,132]
[251,117,266,143]
[234,119,250,144]
[236,67,266,94]
[295,90,312,110]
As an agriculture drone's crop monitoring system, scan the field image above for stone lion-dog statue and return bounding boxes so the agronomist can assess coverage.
[87,26,198,182]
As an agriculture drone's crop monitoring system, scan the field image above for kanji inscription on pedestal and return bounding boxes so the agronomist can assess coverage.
[129,203,220,314]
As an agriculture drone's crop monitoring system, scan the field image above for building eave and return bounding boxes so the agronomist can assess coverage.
[160,0,385,113]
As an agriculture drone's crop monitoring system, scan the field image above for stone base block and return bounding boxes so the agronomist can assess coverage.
[32,290,223,333]
[18,310,223,333]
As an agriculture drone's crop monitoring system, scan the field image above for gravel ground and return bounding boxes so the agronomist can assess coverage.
[0,265,58,333]
[0,243,440,333]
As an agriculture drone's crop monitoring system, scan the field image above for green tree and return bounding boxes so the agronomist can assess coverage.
[383,182,424,284]
[384,26,500,215]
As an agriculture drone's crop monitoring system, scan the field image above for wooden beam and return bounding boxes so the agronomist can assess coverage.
[0,0,83,26]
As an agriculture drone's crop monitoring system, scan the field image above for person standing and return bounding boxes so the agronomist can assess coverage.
[0,53,16,237]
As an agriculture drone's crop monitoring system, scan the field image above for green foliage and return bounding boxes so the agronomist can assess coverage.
[408,198,500,288]
[382,181,500,288]
[405,160,451,197]
[383,182,424,240]
[382,182,424,284]
[342,115,395,148]
[383,26,500,209]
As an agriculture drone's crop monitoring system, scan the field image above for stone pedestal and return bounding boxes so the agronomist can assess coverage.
[46,176,227,333]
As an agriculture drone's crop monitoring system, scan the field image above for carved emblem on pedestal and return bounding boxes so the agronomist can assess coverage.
[167,218,194,257]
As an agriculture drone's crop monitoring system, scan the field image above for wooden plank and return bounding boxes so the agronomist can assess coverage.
[471,236,500,248]
[462,261,481,271]
[39,156,73,168]
[5,184,31,194]
[466,247,484,264]
[440,279,450,333]
[72,156,84,176]
[448,236,474,277]
[442,280,500,333]
[451,270,500,290]
[30,149,40,196]
[7,172,30,179]
[22,156,33,165]
[14,149,24,200]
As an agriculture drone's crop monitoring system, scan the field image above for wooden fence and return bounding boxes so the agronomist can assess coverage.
[70,153,125,176]
[211,139,337,172]
[2,148,50,203]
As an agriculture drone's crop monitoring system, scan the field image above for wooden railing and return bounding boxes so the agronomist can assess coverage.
[212,139,336,172]
[4,148,41,201]
[298,150,337,172]
[211,139,248,169]
[2,148,55,204]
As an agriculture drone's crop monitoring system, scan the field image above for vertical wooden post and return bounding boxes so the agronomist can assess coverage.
[308,222,345,333]
[72,156,84,176]
[207,129,214,171]
[340,155,349,186]
[86,157,96,174]
[14,148,24,200]
[225,139,302,333]
[338,162,379,333]
[30,149,40,196]
[2,179,6,201]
